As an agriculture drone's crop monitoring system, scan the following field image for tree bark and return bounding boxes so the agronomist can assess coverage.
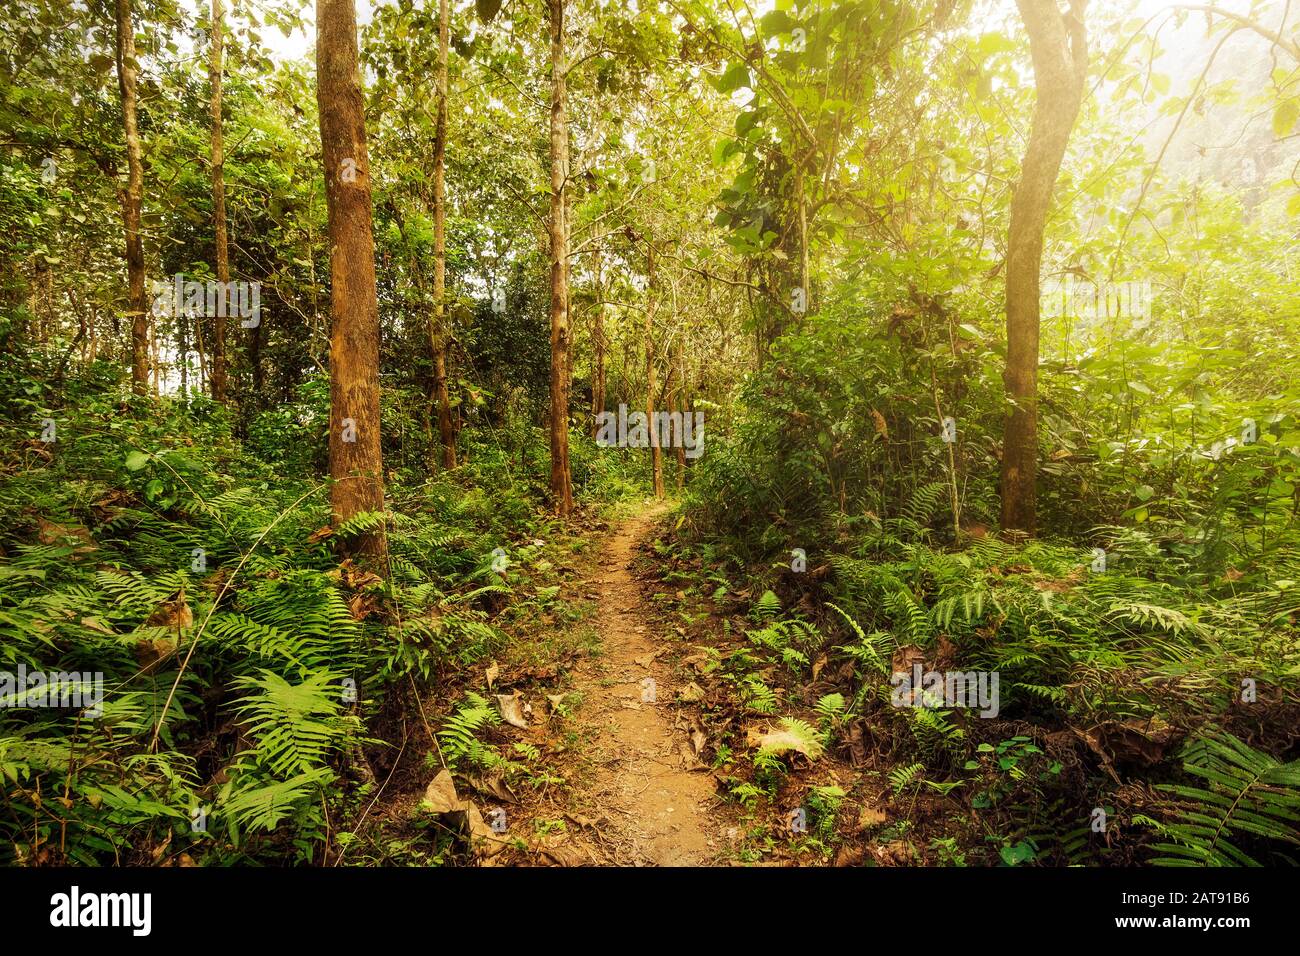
[194,313,208,392]
[114,0,148,395]
[317,0,388,568]
[209,0,229,403]
[645,242,664,498]
[999,0,1088,535]
[430,0,457,469]
[672,330,686,489]
[546,0,574,516]
[591,250,606,439]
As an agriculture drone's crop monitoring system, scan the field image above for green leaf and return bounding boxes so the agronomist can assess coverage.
[1273,98,1299,137]
[124,451,149,471]
[716,63,751,94]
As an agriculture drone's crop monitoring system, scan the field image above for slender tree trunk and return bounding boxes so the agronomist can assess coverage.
[178,313,188,396]
[150,317,160,394]
[430,0,456,469]
[591,250,606,438]
[999,0,1088,535]
[645,242,664,498]
[797,165,809,312]
[249,317,265,394]
[672,331,686,488]
[209,0,229,403]
[546,0,573,515]
[114,0,148,395]
[317,0,388,568]
[194,314,208,391]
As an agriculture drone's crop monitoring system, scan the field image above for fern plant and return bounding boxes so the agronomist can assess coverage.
[438,692,504,770]
[1150,733,1300,866]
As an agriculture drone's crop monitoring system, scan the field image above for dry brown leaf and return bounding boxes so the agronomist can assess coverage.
[496,692,528,728]
[145,592,193,630]
[677,681,705,703]
[421,769,462,814]
[857,804,888,830]
[811,654,828,681]
[307,525,333,544]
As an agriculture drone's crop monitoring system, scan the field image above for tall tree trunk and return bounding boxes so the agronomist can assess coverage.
[317,0,388,568]
[150,316,160,394]
[209,0,229,403]
[178,311,188,396]
[430,0,456,469]
[194,313,208,392]
[114,0,148,395]
[249,317,265,394]
[797,165,809,313]
[546,0,573,516]
[591,250,606,439]
[645,242,664,498]
[672,331,686,489]
[999,0,1088,535]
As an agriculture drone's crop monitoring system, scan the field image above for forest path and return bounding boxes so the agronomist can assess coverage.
[559,502,727,866]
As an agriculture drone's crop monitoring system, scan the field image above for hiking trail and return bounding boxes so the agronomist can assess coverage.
[558,503,731,866]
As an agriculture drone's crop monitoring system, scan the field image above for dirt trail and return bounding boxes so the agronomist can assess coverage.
[564,504,727,866]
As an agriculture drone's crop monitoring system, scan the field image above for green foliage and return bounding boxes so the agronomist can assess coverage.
[1150,734,1300,866]
[437,692,504,771]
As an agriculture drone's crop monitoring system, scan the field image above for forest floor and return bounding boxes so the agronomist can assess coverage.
[534,503,734,865]
[373,500,748,867]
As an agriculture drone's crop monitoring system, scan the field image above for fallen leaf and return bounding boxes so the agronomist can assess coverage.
[496,692,528,728]
[690,726,707,756]
[466,772,517,805]
[890,643,925,676]
[145,592,193,630]
[421,769,462,814]
[857,804,888,830]
[539,844,585,867]
[677,681,705,703]
[307,525,334,544]
[835,844,867,867]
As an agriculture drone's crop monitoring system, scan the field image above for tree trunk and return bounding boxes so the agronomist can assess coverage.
[672,331,686,488]
[249,317,265,394]
[178,310,188,396]
[194,313,208,392]
[591,250,606,439]
[546,0,573,516]
[430,0,456,469]
[317,0,388,568]
[999,0,1088,535]
[209,0,229,403]
[645,242,664,498]
[150,316,160,394]
[114,0,148,395]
